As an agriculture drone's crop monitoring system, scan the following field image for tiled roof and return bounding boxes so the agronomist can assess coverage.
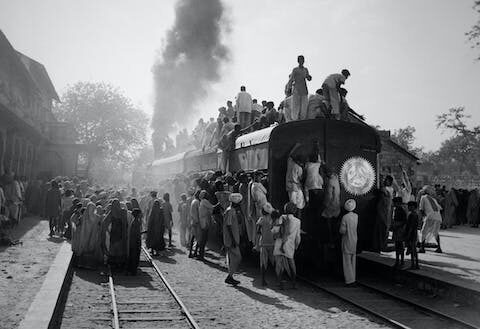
[17,51,59,101]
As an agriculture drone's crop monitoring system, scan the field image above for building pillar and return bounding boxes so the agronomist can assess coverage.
[17,138,25,178]
[26,143,33,180]
[22,138,28,178]
[0,129,5,176]
[4,130,16,174]
[13,136,21,176]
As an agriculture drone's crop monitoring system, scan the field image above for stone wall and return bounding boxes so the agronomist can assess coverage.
[378,135,419,188]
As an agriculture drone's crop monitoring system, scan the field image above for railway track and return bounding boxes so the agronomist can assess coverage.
[107,246,199,329]
[299,275,480,329]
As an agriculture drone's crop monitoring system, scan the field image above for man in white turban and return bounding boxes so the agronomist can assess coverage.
[223,193,243,285]
[340,199,358,286]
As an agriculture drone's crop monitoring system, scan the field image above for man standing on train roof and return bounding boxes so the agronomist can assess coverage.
[226,100,235,120]
[322,69,350,120]
[235,86,253,129]
[288,55,312,121]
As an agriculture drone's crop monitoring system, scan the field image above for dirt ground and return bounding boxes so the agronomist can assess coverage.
[0,217,65,329]
[57,231,392,329]
[154,239,393,329]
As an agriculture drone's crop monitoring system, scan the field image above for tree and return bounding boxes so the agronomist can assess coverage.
[53,82,149,169]
[435,107,480,175]
[466,1,480,60]
[391,126,416,150]
[391,125,423,155]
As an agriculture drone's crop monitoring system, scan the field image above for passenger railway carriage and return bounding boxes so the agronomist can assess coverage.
[150,118,382,266]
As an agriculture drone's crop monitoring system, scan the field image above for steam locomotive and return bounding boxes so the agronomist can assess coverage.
[150,118,381,267]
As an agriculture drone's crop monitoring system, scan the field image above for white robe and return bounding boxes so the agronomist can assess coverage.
[340,211,358,284]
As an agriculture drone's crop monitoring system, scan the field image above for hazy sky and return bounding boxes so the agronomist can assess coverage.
[1,0,479,150]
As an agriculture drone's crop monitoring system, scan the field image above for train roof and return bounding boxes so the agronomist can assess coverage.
[151,152,186,166]
[235,125,276,149]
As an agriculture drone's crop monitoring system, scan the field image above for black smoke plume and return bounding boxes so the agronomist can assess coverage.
[152,0,230,157]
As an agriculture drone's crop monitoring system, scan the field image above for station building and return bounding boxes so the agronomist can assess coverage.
[0,30,94,180]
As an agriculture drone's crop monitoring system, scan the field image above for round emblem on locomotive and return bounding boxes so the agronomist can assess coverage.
[340,157,375,195]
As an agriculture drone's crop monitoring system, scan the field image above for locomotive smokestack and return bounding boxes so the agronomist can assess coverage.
[151,0,230,158]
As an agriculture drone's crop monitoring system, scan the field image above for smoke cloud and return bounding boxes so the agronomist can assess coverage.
[151,0,230,157]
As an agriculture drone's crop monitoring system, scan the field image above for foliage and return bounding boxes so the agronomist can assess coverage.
[466,0,480,60]
[391,125,423,156]
[134,146,155,169]
[432,107,480,175]
[53,82,149,169]
[391,126,416,150]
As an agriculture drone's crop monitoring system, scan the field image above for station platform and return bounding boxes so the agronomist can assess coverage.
[358,225,480,305]
[0,217,69,329]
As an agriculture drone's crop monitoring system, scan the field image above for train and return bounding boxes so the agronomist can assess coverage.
[150,118,382,269]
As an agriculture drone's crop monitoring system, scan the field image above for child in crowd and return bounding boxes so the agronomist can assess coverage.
[406,201,420,270]
[256,203,275,286]
[339,199,358,286]
[392,197,407,268]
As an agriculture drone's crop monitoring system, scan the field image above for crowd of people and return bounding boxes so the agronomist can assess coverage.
[1,55,479,288]
[1,164,479,287]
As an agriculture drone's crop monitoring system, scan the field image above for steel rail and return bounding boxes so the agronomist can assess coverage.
[141,246,200,329]
[356,280,480,329]
[108,266,121,329]
[298,276,417,329]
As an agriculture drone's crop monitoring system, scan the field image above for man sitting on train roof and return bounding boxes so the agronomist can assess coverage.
[306,89,328,119]
[251,99,263,124]
[264,101,280,126]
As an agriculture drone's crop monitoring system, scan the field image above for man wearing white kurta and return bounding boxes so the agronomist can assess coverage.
[322,69,350,119]
[340,199,358,285]
[288,55,312,121]
[235,86,252,129]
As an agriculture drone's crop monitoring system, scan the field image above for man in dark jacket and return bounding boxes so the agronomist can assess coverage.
[45,180,62,237]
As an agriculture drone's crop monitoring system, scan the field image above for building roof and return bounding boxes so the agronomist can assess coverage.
[17,51,59,101]
[0,30,39,101]
[384,137,420,161]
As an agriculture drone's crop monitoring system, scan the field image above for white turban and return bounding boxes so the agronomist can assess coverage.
[229,193,243,204]
[344,199,356,212]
